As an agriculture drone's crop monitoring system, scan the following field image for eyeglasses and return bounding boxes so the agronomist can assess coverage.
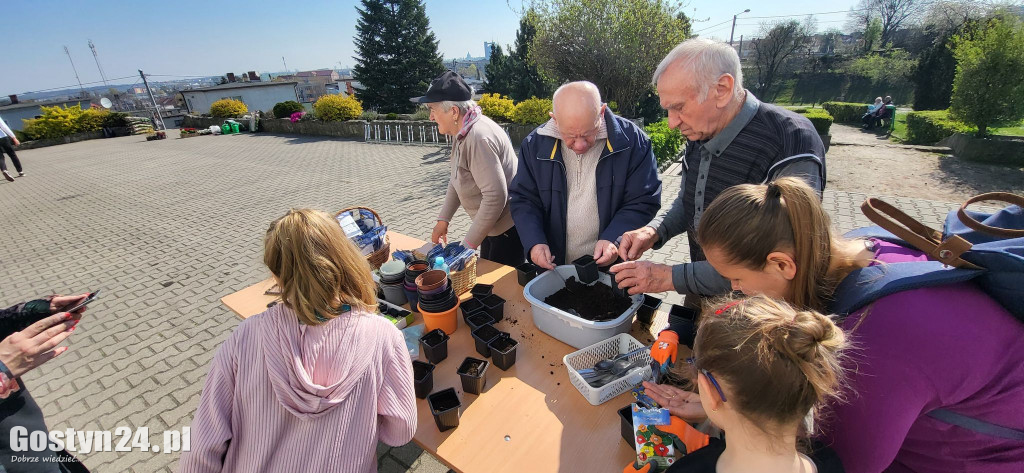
[686,357,727,402]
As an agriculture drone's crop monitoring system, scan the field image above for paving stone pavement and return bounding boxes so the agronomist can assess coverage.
[0,132,959,472]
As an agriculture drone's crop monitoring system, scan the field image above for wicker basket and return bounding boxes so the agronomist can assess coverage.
[413,250,477,296]
[335,206,390,270]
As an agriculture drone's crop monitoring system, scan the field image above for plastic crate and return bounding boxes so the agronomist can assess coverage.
[563,333,653,406]
[523,265,642,349]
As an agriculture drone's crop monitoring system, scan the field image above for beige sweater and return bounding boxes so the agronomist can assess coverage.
[437,115,518,248]
[537,117,608,262]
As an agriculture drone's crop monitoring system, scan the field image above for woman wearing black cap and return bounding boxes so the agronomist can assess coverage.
[411,71,524,267]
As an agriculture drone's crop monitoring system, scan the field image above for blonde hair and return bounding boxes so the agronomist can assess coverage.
[263,209,377,325]
[696,177,848,312]
[695,295,848,431]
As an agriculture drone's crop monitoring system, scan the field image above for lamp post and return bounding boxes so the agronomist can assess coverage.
[729,9,750,46]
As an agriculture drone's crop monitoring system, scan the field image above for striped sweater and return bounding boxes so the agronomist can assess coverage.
[178,304,417,473]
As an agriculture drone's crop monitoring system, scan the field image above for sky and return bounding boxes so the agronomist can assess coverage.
[3,0,861,95]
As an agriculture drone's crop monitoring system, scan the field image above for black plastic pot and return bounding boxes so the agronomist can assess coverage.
[457,357,489,395]
[471,324,501,357]
[572,255,599,285]
[412,360,435,399]
[460,296,487,322]
[470,283,493,298]
[488,334,519,371]
[668,304,700,349]
[427,388,462,432]
[636,295,663,327]
[418,289,457,313]
[481,294,506,323]
[466,312,493,333]
[516,262,540,286]
[609,275,630,299]
[419,328,449,364]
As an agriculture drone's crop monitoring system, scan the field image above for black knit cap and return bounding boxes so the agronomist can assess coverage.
[410,71,472,103]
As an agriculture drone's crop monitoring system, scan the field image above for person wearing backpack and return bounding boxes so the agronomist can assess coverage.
[643,177,1024,472]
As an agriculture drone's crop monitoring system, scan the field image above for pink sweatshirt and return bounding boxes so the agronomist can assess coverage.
[178,304,417,473]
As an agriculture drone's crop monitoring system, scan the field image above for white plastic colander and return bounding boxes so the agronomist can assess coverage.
[563,333,653,406]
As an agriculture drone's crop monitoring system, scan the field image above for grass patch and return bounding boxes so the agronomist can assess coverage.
[889,114,1022,143]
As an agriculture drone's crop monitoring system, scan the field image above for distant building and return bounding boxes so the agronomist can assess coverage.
[275,69,341,103]
[179,81,299,115]
[0,97,90,131]
[484,42,494,61]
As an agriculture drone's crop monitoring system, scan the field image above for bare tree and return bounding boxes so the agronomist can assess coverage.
[750,20,812,101]
[850,0,928,46]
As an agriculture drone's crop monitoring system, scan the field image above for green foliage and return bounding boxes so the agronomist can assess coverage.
[272,101,304,119]
[20,105,109,140]
[209,99,248,118]
[905,110,973,144]
[822,102,868,124]
[795,108,834,136]
[913,30,958,110]
[385,112,399,120]
[314,95,363,121]
[847,50,917,86]
[360,110,380,121]
[101,112,130,128]
[353,0,445,113]
[950,16,1024,136]
[485,11,556,102]
[751,20,812,102]
[510,97,552,125]
[532,0,690,117]
[479,93,516,122]
[410,107,430,121]
[644,119,682,166]
[634,89,665,126]
[863,18,882,52]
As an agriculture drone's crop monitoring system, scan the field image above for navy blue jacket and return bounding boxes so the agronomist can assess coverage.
[509,108,662,265]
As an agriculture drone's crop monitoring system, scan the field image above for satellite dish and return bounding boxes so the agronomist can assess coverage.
[100,98,112,109]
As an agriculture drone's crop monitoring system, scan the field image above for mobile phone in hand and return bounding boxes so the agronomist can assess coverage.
[63,290,100,313]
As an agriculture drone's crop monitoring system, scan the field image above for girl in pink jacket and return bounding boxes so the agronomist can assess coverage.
[179,209,417,473]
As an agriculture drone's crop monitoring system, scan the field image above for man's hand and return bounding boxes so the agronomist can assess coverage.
[530,244,555,270]
[11,137,19,147]
[609,261,674,295]
[593,240,619,266]
[430,220,449,245]
[618,226,659,261]
[0,312,79,378]
[641,382,708,424]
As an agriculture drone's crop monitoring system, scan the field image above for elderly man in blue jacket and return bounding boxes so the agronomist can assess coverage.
[510,81,662,270]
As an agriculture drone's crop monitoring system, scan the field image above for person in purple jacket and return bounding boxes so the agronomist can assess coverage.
[642,177,1024,472]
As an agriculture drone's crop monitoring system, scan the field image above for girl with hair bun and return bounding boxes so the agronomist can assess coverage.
[662,295,847,473]
[646,178,1024,472]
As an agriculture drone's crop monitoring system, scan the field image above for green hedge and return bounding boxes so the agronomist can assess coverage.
[795,109,834,136]
[272,101,304,119]
[905,110,973,145]
[822,102,866,124]
[644,119,683,166]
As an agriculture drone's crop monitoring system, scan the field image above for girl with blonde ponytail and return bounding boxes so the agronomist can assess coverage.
[660,295,847,473]
[645,177,1024,472]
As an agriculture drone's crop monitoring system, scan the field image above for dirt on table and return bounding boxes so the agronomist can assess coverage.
[543,276,633,322]
[827,124,1024,202]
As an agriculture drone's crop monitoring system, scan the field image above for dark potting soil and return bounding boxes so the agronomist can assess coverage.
[431,393,460,411]
[490,337,516,352]
[460,360,484,377]
[543,276,632,322]
[422,331,446,346]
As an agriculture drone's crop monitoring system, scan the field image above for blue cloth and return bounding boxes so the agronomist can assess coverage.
[509,108,662,265]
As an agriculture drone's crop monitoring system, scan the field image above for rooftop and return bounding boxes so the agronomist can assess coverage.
[0,97,89,112]
[182,81,298,93]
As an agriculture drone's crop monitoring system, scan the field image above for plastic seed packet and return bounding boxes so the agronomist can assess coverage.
[631,404,676,472]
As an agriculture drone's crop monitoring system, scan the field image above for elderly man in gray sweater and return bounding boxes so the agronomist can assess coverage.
[611,38,825,306]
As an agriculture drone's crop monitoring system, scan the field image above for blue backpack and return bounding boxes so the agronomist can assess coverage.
[830,193,1024,440]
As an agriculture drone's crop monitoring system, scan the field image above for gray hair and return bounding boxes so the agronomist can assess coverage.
[652,38,743,103]
[551,81,602,114]
[437,86,477,116]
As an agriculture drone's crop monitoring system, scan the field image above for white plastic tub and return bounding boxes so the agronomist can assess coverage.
[523,265,642,349]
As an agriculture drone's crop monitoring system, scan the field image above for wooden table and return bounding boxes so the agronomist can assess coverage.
[222,232,669,473]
